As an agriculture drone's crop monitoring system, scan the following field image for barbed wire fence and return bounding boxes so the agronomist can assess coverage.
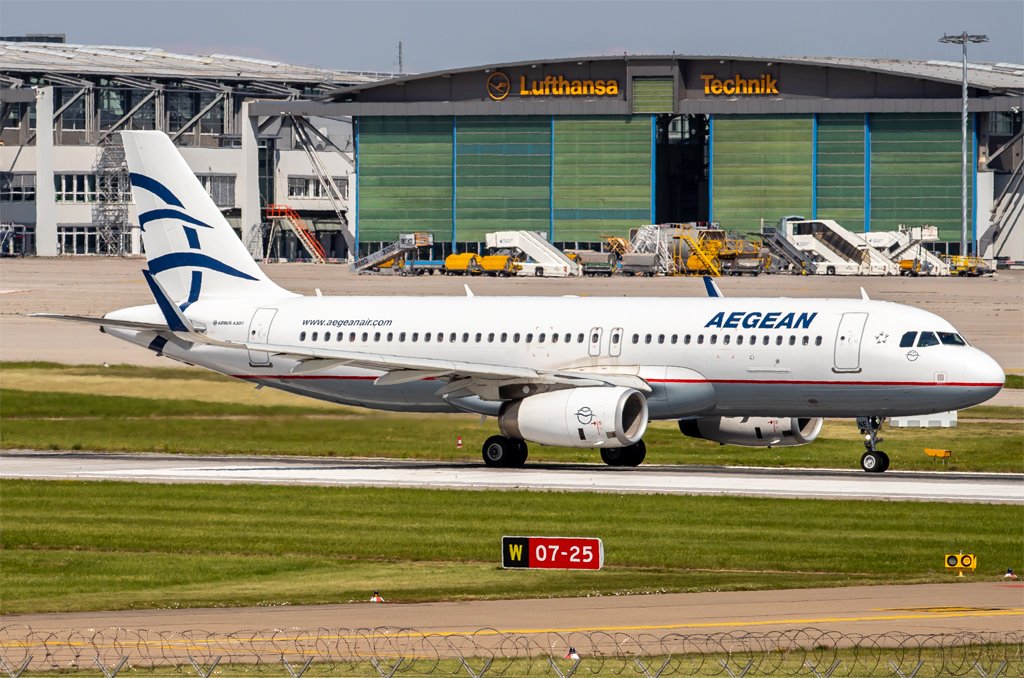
[1,627,1020,677]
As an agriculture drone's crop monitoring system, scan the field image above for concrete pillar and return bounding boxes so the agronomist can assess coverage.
[240,99,262,256]
[35,87,57,256]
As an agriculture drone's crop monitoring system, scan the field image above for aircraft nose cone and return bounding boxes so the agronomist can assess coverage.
[969,350,1005,402]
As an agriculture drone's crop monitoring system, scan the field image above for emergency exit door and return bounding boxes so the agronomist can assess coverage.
[248,308,277,367]
[833,312,868,372]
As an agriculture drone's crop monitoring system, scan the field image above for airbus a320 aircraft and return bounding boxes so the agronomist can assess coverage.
[40,132,1005,473]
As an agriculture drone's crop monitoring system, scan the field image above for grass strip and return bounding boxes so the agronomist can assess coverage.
[1,480,1021,614]
[2,387,1021,471]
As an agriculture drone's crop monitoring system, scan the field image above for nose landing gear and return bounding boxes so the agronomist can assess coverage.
[857,416,889,473]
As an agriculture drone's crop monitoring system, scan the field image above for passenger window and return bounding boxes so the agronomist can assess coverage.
[450,332,457,342]
[312,332,319,341]
[671,334,678,344]
[802,336,809,346]
[462,332,470,343]
[577,333,585,343]
[361,332,368,342]
[723,335,731,345]
[776,336,783,345]
[438,333,444,343]
[538,333,546,343]
[938,332,967,346]
[611,332,619,344]
[300,332,307,341]
[501,332,507,342]
[917,332,939,347]
[552,333,559,343]
[591,331,600,345]
[487,332,495,343]
[412,332,419,342]
[737,335,744,345]
[697,334,704,345]
[374,332,381,342]
[349,332,356,342]
[749,335,755,345]
[789,336,796,346]
[337,332,343,341]
[684,334,691,345]
[899,331,917,348]
[632,334,639,344]
[762,336,770,345]
[565,333,571,343]
[658,334,665,344]
[399,332,406,342]
[325,333,331,342]
[425,332,432,342]
[644,334,652,344]
[526,333,533,343]
[710,335,717,345]
[815,336,822,346]
[513,333,520,343]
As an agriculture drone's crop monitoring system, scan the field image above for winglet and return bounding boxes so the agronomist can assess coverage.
[703,276,724,298]
[464,284,475,298]
[143,269,194,332]
[860,287,870,301]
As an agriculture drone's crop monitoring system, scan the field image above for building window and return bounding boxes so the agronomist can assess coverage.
[198,175,236,207]
[96,174,132,203]
[54,174,97,203]
[287,176,347,200]
[0,173,36,202]
[57,88,86,130]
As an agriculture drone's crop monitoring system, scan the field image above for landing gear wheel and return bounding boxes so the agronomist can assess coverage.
[600,440,646,467]
[511,440,529,467]
[482,435,521,468]
[860,451,888,473]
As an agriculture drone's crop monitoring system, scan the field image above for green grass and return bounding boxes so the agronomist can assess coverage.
[1005,373,1023,389]
[2,480,1021,615]
[2,387,1021,471]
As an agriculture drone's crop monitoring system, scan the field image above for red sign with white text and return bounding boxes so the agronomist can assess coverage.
[502,536,604,570]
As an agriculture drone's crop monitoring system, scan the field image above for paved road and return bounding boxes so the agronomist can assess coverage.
[4,582,1021,637]
[2,452,1021,503]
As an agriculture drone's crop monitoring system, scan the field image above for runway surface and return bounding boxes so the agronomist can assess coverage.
[4,582,1022,637]
[2,452,1021,503]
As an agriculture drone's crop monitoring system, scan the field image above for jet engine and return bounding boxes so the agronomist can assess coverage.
[678,416,823,447]
[499,386,648,448]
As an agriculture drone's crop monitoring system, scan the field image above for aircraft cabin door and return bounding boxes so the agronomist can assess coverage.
[609,327,623,357]
[588,327,603,357]
[833,312,868,372]
[248,308,278,367]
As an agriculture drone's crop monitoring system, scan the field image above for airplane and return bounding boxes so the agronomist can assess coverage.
[38,131,1005,473]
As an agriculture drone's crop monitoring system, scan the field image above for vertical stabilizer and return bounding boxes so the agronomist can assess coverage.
[121,131,293,302]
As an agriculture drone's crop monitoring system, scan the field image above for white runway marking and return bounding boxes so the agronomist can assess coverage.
[2,452,1021,503]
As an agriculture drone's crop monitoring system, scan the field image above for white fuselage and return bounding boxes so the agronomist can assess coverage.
[106,294,1004,420]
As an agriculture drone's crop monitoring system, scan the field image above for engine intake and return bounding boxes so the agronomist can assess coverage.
[678,416,823,447]
[499,386,648,448]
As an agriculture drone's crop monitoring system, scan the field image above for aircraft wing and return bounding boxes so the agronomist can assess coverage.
[248,341,652,398]
[30,313,168,332]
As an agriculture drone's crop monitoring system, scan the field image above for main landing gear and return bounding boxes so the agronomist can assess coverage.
[600,440,647,467]
[481,435,528,468]
[857,416,889,473]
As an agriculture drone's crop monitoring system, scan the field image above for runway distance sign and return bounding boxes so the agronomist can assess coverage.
[502,536,604,570]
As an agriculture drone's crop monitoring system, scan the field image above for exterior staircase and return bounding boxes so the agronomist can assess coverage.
[264,204,327,263]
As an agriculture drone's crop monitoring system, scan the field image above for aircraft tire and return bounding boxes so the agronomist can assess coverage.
[482,435,518,468]
[860,450,888,473]
[600,447,626,466]
[511,440,529,467]
[622,440,647,467]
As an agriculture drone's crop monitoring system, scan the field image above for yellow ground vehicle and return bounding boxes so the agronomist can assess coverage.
[899,259,923,276]
[443,253,483,275]
[478,254,520,276]
[945,255,991,277]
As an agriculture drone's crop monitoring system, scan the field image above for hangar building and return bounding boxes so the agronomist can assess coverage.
[260,55,1024,261]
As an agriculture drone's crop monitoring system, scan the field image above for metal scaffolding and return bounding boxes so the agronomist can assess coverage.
[91,138,131,256]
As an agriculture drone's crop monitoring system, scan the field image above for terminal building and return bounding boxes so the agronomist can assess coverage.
[0,38,389,258]
[3,43,1023,262]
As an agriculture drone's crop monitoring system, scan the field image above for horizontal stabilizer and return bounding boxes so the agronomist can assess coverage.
[29,313,167,331]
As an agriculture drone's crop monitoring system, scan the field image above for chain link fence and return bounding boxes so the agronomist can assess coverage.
[1,626,1020,677]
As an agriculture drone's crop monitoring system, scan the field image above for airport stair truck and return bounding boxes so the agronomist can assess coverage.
[777,218,900,275]
[264,205,328,263]
[761,217,817,273]
[863,225,950,276]
[351,232,434,273]
[485,230,582,277]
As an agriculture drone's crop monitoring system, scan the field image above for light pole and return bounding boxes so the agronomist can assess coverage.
[939,32,988,257]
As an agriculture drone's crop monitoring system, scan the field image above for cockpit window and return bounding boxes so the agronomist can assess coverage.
[917,331,939,347]
[938,332,967,346]
[899,331,917,348]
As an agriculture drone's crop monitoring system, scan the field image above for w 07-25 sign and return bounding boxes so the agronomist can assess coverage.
[502,536,604,570]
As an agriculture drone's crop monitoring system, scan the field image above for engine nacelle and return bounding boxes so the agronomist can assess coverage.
[499,386,648,448]
[678,416,823,447]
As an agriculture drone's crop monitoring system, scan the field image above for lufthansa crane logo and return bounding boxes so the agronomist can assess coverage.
[575,407,595,425]
[486,72,511,101]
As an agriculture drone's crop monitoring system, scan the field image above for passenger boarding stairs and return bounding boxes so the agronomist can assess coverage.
[630,225,673,274]
[485,231,582,277]
[864,226,950,276]
[782,219,899,275]
[265,205,327,263]
[352,232,434,272]
[761,223,815,272]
